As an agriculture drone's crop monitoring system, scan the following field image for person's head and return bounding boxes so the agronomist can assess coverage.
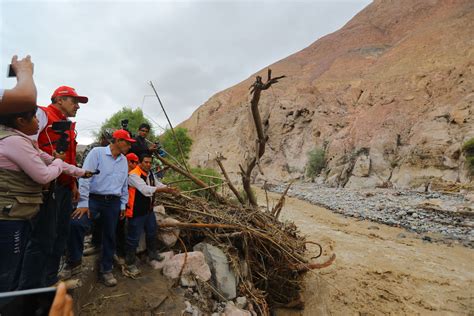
[139,153,153,172]
[0,106,39,135]
[137,123,151,138]
[99,128,113,146]
[51,86,88,118]
[111,129,135,155]
[126,153,139,171]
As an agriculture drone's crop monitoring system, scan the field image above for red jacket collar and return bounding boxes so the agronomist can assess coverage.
[46,104,67,120]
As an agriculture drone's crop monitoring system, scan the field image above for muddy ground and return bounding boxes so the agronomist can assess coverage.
[76,187,473,315]
[258,189,474,315]
[77,261,186,315]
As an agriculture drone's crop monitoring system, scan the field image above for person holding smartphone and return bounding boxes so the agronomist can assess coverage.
[18,85,89,290]
[0,74,92,292]
[0,55,37,115]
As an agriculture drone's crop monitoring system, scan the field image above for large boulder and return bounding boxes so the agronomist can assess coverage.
[193,242,237,300]
[162,251,211,281]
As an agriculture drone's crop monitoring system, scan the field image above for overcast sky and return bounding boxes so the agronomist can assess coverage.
[1,0,370,144]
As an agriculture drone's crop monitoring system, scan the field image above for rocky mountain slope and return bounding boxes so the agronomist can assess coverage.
[180,0,474,189]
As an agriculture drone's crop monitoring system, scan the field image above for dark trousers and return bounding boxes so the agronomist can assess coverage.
[18,185,72,289]
[0,220,30,292]
[68,196,120,273]
[88,215,126,258]
[125,212,157,264]
[116,217,126,258]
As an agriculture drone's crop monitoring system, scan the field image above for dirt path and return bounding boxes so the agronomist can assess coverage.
[257,189,474,315]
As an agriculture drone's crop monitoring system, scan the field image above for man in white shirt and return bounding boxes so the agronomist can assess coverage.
[124,153,178,275]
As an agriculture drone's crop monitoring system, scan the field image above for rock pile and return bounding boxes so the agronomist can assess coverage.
[268,182,474,247]
[149,193,335,314]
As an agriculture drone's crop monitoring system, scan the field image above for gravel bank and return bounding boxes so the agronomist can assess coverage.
[267,182,474,247]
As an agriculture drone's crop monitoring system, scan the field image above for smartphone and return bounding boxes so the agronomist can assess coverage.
[7,64,15,77]
[0,287,56,316]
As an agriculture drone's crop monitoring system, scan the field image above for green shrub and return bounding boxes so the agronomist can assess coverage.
[462,138,474,156]
[163,167,222,200]
[466,156,474,174]
[306,147,326,178]
[462,138,474,174]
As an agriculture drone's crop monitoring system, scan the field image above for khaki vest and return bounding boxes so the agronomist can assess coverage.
[0,127,43,220]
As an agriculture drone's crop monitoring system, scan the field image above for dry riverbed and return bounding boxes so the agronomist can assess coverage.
[257,188,474,315]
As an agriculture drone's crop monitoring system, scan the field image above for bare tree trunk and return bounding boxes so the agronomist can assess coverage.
[241,69,285,208]
[216,154,245,205]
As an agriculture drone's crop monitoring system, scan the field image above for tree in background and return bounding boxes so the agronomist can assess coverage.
[159,127,193,165]
[95,107,156,141]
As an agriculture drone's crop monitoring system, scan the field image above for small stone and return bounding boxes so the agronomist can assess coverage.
[235,296,247,309]
[163,252,211,281]
[397,233,406,238]
[224,302,251,316]
[367,226,380,230]
[184,301,193,314]
[422,236,432,242]
[180,276,197,287]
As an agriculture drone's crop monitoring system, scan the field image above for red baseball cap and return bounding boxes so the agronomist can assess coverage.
[51,86,88,103]
[126,153,139,162]
[112,129,136,143]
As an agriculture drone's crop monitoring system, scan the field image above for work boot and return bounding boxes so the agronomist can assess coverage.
[113,254,126,266]
[125,248,136,266]
[125,264,141,277]
[146,238,164,262]
[58,262,82,280]
[148,251,164,262]
[100,272,117,287]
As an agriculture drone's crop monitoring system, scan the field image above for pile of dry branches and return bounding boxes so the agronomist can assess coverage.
[151,69,335,314]
[156,193,335,314]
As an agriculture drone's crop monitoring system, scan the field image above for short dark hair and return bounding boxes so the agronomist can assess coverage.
[139,153,152,162]
[0,106,38,129]
[138,123,150,131]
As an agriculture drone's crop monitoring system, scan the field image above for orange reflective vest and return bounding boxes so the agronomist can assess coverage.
[126,166,155,218]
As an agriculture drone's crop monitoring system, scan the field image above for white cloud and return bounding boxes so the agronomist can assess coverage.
[1,0,370,144]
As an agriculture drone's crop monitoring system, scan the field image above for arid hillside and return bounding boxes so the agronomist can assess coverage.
[181,0,474,189]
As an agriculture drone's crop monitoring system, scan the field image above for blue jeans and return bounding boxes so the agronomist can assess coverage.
[126,212,157,262]
[68,196,121,273]
[18,184,72,289]
[0,220,30,292]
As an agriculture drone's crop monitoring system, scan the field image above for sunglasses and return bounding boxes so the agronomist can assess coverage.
[129,160,138,164]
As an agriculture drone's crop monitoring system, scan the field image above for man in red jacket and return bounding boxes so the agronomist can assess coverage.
[19,86,88,289]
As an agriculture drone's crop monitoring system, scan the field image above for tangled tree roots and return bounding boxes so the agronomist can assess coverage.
[156,194,335,314]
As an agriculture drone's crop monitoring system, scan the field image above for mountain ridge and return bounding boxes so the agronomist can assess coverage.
[180,0,474,190]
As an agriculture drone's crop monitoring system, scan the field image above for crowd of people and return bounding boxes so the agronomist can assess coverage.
[0,55,179,310]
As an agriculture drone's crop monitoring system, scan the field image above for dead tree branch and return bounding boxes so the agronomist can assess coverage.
[156,155,225,203]
[271,180,294,219]
[216,153,245,206]
[241,69,285,208]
